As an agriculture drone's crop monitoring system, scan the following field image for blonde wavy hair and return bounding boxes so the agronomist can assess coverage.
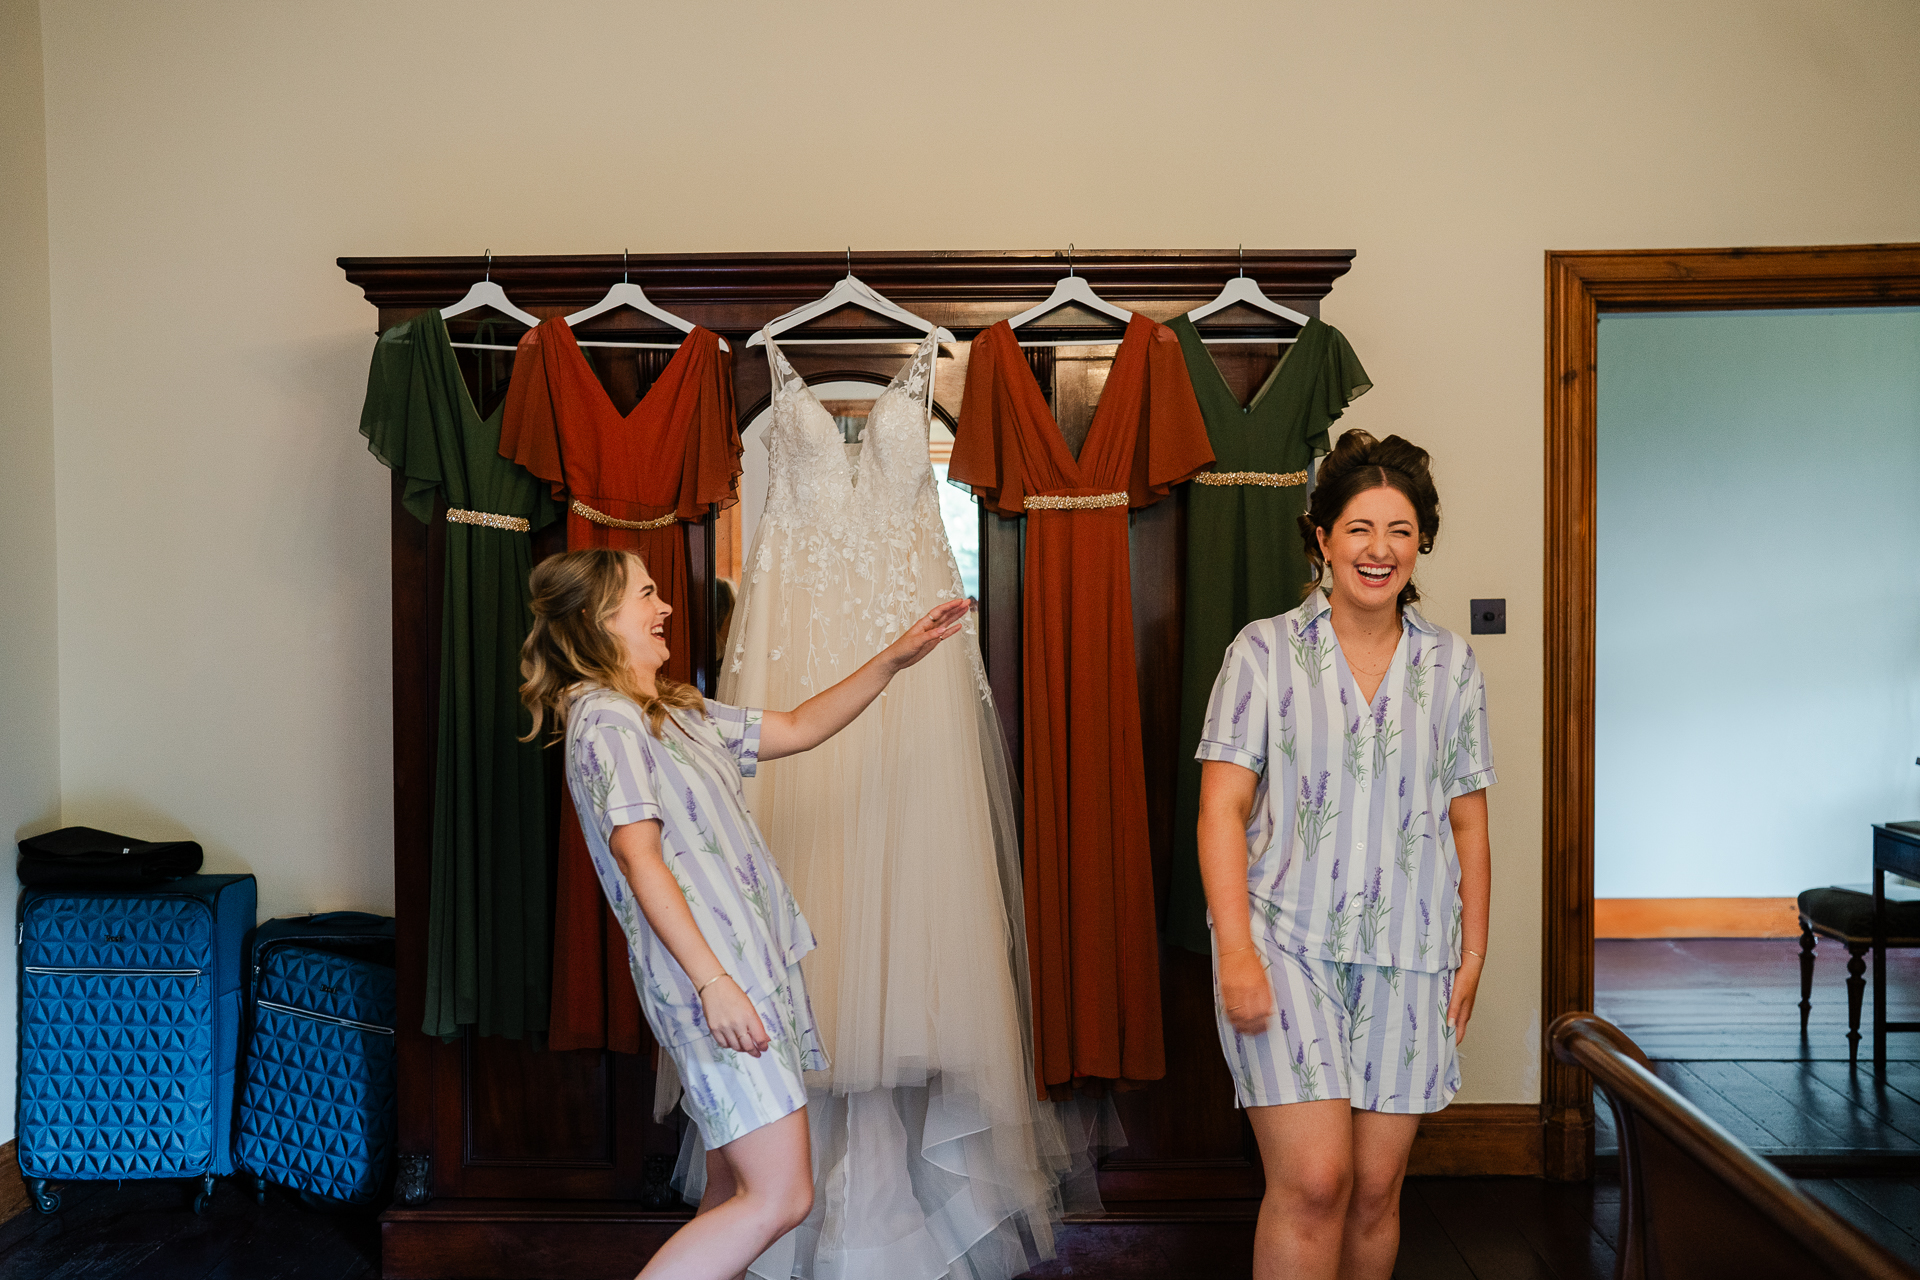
[519,548,705,743]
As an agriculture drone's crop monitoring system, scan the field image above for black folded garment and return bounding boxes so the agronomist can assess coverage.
[17,826,204,887]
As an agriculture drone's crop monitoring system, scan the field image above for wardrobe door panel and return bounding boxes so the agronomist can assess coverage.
[462,1039,616,1165]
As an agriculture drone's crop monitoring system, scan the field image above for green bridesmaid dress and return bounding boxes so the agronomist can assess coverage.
[360,310,561,1038]
[1167,315,1372,954]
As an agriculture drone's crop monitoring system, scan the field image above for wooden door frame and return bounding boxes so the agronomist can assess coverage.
[1541,242,1920,1178]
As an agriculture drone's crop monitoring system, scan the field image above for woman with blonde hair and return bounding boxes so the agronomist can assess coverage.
[521,547,968,1280]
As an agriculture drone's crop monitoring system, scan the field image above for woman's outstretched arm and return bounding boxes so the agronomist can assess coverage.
[758,599,971,761]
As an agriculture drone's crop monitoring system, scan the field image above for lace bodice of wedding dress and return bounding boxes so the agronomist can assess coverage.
[731,330,989,699]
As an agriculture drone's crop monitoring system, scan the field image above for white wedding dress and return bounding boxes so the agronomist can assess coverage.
[690,330,1085,1280]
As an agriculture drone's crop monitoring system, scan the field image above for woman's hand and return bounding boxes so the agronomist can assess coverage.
[1219,947,1274,1037]
[700,977,771,1057]
[1448,956,1483,1046]
[882,599,972,673]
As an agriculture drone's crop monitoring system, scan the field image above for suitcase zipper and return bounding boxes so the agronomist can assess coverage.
[255,998,394,1036]
[24,966,202,977]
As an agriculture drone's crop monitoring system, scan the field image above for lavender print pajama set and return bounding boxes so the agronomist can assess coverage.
[566,689,827,1148]
[1197,591,1494,1114]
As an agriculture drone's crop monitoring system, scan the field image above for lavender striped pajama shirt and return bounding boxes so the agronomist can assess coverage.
[1197,591,1494,1113]
[567,688,827,1148]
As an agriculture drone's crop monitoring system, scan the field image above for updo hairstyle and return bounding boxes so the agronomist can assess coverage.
[1297,429,1442,614]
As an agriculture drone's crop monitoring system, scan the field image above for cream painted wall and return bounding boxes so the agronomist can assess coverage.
[1,0,60,1145]
[33,0,1920,1105]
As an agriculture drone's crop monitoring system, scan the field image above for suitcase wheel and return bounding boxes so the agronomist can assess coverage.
[191,1173,215,1215]
[26,1179,58,1215]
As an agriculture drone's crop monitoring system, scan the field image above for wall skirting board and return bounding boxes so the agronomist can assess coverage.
[1596,898,1799,939]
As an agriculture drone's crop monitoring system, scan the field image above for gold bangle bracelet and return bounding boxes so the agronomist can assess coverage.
[695,973,729,997]
[1219,943,1256,958]
[1462,948,1485,961]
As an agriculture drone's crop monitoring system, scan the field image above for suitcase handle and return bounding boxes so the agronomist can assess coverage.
[304,912,388,927]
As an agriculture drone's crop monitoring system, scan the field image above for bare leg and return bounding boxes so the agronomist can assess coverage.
[636,1108,811,1280]
[695,1149,745,1280]
[1247,1100,1355,1280]
[1338,1111,1420,1280]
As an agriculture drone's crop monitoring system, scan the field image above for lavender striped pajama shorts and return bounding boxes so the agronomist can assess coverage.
[1211,933,1461,1115]
[655,966,821,1150]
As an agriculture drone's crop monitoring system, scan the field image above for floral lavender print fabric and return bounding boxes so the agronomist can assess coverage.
[1195,590,1494,974]
[564,687,827,1146]
[1210,937,1462,1114]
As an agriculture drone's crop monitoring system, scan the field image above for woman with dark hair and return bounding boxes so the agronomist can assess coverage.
[1194,430,1494,1280]
[520,547,968,1280]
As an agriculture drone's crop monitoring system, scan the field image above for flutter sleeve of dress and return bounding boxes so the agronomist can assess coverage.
[951,331,1030,516]
[1196,626,1272,776]
[702,701,764,777]
[1302,322,1374,456]
[677,338,743,520]
[499,321,570,498]
[359,320,444,523]
[1440,646,1496,800]
[1129,323,1214,506]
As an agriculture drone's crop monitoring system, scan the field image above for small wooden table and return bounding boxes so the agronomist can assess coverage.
[1869,823,1920,1064]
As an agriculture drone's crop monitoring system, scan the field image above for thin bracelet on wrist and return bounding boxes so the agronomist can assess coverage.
[695,973,729,997]
[1462,947,1485,961]
[1219,943,1256,958]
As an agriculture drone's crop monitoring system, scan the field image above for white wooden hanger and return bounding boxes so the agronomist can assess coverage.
[746,250,955,347]
[444,252,542,350]
[1005,245,1133,348]
[564,252,729,352]
[1183,247,1309,344]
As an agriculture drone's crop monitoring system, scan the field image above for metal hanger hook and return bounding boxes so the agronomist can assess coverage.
[623,250,629,284]
[484,250,492,282]
[1239,244,1245,278]
[846,246,852,278]
[1068,243,1075,278]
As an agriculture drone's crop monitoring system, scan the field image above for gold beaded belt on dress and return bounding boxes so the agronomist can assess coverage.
[571,499,677,531]
[1023,491,1129,511]
[445,508,531,533]
[1192,470,1310,488]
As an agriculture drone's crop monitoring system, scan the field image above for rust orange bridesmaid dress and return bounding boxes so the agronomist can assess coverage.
[501,318,739,1053]
[951,315,1212,1092]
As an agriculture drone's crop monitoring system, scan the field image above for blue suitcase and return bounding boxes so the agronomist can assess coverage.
[16,873,255,1214]
[236,912,396,1207]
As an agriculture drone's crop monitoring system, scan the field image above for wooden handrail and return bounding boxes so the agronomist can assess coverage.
[1550,1012,1916,1280]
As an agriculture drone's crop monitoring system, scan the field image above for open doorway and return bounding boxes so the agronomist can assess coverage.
[1542,245,1920,1179]
[1589,306,1920,1161]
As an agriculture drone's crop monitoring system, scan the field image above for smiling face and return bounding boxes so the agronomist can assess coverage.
[601,555,672,686]
[1316,483,1420,616]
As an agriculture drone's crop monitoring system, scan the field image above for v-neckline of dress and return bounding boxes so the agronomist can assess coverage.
[989,313,1156,480]
[553,319,704,425]
[765,328,937,490]
[1184,314,1315,418]
[431,309,504,428]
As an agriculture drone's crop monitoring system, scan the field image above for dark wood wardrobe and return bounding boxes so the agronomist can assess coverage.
[340,249,1498,1279]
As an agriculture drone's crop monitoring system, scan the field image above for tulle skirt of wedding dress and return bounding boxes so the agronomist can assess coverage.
[679,507,1109,1280]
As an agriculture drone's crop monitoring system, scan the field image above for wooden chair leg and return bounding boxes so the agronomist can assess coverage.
[1845,943,1868,1064]
[1799,922,1816,1037]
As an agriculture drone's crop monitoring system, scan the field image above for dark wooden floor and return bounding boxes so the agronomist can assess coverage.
[4,1171,1918,1280]
[1595,937,1920,1062]
[1596,937,1920,1172]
